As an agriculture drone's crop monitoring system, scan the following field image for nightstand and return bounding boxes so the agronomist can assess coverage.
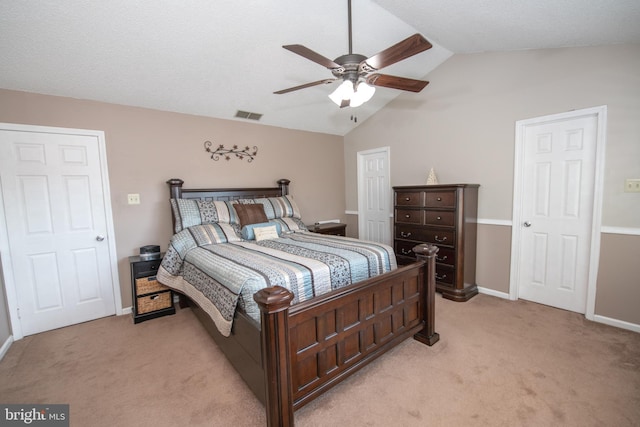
[129,255,175,323]
[307,223,347,236]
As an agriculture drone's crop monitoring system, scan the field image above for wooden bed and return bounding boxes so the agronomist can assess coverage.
[165,178,440,426]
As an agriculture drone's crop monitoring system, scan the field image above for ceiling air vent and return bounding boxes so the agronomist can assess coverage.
[235,110,262,121]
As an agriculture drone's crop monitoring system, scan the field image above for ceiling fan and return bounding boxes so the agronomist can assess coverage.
[274,0,432,108]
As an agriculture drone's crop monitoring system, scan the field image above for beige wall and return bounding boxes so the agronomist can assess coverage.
[476,224,512,295]
[344,44,640,326]
[0,90,344,318]
[596,233,640,325]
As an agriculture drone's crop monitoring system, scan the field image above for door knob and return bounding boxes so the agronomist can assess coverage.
[96,235,105,241]
[523,221,531,227]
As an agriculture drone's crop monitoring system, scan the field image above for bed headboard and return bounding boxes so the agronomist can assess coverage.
[166,178,291,232]
[166,178,290,201]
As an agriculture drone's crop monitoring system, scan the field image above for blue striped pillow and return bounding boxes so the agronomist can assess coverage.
[170,199,239,233]
[187,223,241,245]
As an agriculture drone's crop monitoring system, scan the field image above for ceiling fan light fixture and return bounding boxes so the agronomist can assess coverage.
[328,80,375,108]
[350,81,375,107]
[328,80,355,106]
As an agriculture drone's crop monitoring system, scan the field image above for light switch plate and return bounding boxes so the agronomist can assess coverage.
[624,179,640,193]
[127,193,140,204]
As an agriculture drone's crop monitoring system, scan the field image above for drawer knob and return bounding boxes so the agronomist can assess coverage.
[436,216,441,220]
[405,214,411,218]
[437,197,442,201]
[434,235,447,243]
[405,197,410,201]
[400,231,412,238]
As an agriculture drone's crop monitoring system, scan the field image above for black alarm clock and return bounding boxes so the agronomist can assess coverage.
[139,245,161,260]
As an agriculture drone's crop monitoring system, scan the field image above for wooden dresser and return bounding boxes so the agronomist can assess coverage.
[393,184,479,301]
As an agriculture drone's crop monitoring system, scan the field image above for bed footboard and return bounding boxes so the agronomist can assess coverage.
[254,243,439,427]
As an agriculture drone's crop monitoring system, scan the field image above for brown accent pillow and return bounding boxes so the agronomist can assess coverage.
[234,203,268,227]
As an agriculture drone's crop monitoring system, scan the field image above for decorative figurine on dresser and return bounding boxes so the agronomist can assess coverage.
[393,184,479,301]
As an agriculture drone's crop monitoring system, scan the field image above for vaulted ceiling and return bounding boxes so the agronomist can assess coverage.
[1,1,639,135]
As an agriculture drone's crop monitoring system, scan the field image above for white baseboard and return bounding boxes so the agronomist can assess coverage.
[593,314,640,333]
[121,306,132,315]
[0,335,13,361]
[477,286,510,299]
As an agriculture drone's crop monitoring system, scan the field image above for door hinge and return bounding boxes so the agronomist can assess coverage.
[16,307,21,319]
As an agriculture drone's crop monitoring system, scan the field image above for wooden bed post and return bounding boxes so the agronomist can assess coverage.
[166,178,184,199]
[412,244,440,346]
[277,178,290,196]
[254,286,295,427]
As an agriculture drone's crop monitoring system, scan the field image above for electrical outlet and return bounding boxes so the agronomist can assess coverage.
[127,193,140,205]
[624,179,640,193]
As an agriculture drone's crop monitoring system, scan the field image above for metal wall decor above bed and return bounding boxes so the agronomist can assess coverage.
[204,140,258,162]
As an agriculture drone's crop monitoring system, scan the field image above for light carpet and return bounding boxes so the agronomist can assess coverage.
[1,294,638,426]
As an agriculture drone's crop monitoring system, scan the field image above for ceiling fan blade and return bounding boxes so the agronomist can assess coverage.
[282,45,344,71]
[366,74,429,93]
[361,34,432,72]
[274,79,337,94]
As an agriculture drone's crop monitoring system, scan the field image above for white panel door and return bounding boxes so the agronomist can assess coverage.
[516,114,598,313]
[0,128,116,336]
[357,147,391,244]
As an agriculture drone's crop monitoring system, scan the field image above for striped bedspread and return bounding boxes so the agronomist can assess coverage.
[157,231,397,336]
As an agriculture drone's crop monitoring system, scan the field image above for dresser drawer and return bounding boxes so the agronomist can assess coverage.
[435,247,456,266]
[395,240,419,258]
[395,225,455,246]
[395,224,428,241]
[425,210,455,227]
[425,191,456,208]
[435,264,455,287]
[395,191,424,207]
[395,209,423,224]
[429,229,455,246]
[396,241,457,263]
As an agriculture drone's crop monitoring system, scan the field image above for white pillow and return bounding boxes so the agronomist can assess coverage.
[254,225,280,241]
